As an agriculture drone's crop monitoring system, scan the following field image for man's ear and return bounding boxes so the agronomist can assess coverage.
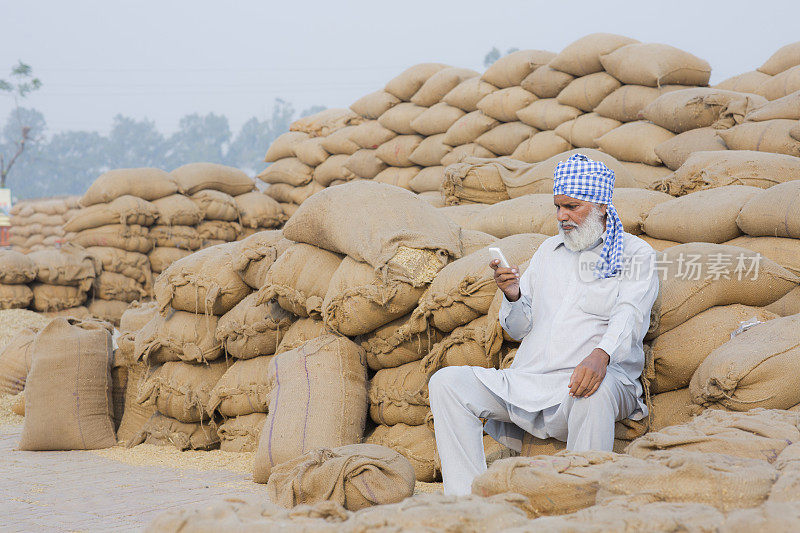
[600,204,608,215]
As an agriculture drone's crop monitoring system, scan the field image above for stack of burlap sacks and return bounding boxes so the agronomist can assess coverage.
[8,196,80,252]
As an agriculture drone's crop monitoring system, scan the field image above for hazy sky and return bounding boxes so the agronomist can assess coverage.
[2,0,799,136]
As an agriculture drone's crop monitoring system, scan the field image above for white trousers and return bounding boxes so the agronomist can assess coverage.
[428,365,637,496]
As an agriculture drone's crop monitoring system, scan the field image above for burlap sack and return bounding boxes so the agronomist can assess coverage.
[410,102,466,136]
[723,502,800,532]
[196,221,241,243]
[28,245,96,289]
[407,166,444,194]
[421,315,501,373]
[408,135,452,168]
[482,49,555,88]
[190,189,239,221]
[759,42,800,76]
[410,234,546,333]
[609,188,673,235]
[0,326,39,394]
[596,120,675,165]
[359,313,442,371]
[597,451,776,511]
[171,162,254,196]
[374,167,420,190]
[216,294,293,359]
[365,423,439,482]
[554,112,620,148]
[626,408,800,462]
[475,122,534,157]
[648,243,798,338]
[615,387,696,440]
[350,89,400,119]
[120,300,159,333]
[19,318,116,450]
[80,168,177,207]
[502,148,638,197]
[460,230,498,255]
[463,195,557,237]
[264,131,309,162]
[313,154,355,187]
[521,65,575,99]
[549,33,639,76]
[643,185,762,243]
[319,125,359,155]
[349,121,397,150]
[746,90,800,121]
[649,304,778,394]
[375,135,423,167]
[31,283,88,312]
[253,335,368,483]
[86,247,151,286]
[557,72,621,112]
[155,242,251,315]
[0,284,33,310]
[257,157,313,186]
[516,98,582,130]
[344,149,387,178]
[384,63,448,101]
[443,77,498,112]
[234,192,284,229]
[478,87,537,123]
[715,70,773,93]
[718,119,800,157]
[217,412,265,452]
[442,156,528,206]
[64,195,159,233]
[369,360,430,426]
[511,131,572,163]
[690,314,800,411]
[726,236,800,276]
[131,412,220,451]
[72,224,153,254]
[520,434,630,457]
[378,102,426,135]
[594,84,684,123]
[148,247,191,274]
[87,299,129,326]
[437,204,490,227]
[283,181,463,284]
[641,88,767,133]
[116,360,157,445]
[440,143,495,166]
[137,359,230,423]
[600,43,712,86]
[766,286,800,317]
[93,271,147,303]
[275,318,332,355]
[653,128,728,171]
[267,443,416,511]
[443,110,500,146]
[737,180,800,238]
[207,355,272,417]
[231,230,292,290]
[134,309,221,365]
[293,137,329,167]
[757,66,800,101]
[43,306,91,320]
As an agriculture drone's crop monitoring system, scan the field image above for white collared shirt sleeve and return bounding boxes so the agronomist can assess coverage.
[498,258,536,342]
[596,247,659,366]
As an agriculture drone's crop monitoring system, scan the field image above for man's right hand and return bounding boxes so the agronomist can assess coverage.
[490,260,521,302]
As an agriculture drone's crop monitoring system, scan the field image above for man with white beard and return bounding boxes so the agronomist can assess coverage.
[429,153,659,496]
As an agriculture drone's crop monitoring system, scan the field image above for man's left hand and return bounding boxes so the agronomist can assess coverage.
[568,348,610,398]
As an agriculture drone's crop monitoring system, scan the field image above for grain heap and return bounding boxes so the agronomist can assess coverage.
[8,196,80,252]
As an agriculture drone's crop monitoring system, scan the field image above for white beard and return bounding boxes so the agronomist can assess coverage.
[559,205,606,252]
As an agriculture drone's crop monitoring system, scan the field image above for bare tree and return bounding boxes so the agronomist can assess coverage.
[0,61,42,188]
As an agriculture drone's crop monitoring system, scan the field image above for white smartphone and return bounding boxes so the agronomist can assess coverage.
[488,247,510,269]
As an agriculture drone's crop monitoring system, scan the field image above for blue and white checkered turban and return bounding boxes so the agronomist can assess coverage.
[553,153,624,279]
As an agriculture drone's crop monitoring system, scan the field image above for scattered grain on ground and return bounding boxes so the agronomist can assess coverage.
[0,394,24,426]
[0,309,50,352]
[92,443,255,474]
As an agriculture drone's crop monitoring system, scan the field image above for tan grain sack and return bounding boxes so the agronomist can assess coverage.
[460,230,499,254]
[759,42,800,76]
[373,167,419,190]
[715,70,772,93]
[550,33,639,76]
[654,128,728,171]
[344,149,387,178]
[0,326,39,394]
[42,306,90,320]
[190,189,239,221]
[172,162,255,196]
[554,113,620,148]
[511,131,572,163]
[642,88,767,133]
[322,256,424,337]
[131,412,220,451]
[409,166,446,194]
[253,335,368,483]
[267,444,415,511]
[597,451,776,511]
[234,192,284,229]
[600,43,712,86]
[521,65,574,98]
[438,203,490,226]
[622,160,678,189]
[258,243,343,318]
[615,387,696,440]
[257,157,313,186]
[217,412,265,452]
[313,154,355,187]
[643,185,761,243]
[726,236,800,276]
[293,137,329,167]
[378,102,426,135]
[319,125,359,155]
[72,224,153,254]
[29,245,96,289]
[475,122,535,156]
[87,299,129,326]
[197,220,241,243]
[442,143,496,167]
[649,304,778,394]
[718,119,800,157]
[81,168,177,207]
[94,271,146,302]
[282,181,462,283]
[604,188,671,235]
[690,314,800,411]
[64,195,158,232]
[19,318,115,450]
[411,67,479,107]
[421,315,501,373]
[723,502,800,532]
[155,242,250,315]
[264,131,309,162]
[365,423,439,482]
[369,360,430,426]
[216,294,293,359]
[478,87,537,123]
[148,247,191,274]
[557,72,621,112]
[737,180,800,238]
[137,359,229,423]
[384,63,448,101]
[594,84,682,122]
[87,247,151,286]
[596,120,675,165]
[473,451,623,517]
[120,300,158,333]
[31,283,88,312]
[361,314,444,372]
[443,110,500,146]
[134,309,221,364]
[443,77,498,112]
[766,286,800,317]
[275,318,331,354]
[516,98,581,130]
[149,225,202,250]
[482,49,555,88]
[350,90,400,119]
[648,243,798,338]
[232,230,292,290]
[463,195,557,237]
[443,156,529,206]
[348,120,397,150]
[746,90,800,121]
[375,135,423,167]
[757,66,800,100]
[207,355,272,417]
[0,284,33,310]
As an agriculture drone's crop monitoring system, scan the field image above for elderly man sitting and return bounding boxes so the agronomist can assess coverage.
[428,153,659,496]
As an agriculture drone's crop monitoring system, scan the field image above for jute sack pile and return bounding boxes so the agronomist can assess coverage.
[276,317,333,354]
[596,451,777,511]
[745,90,800,121]
[556,72,621,112]
[647,243,798,338]
[640,88,767,133]
[150,194,202,226]
[642,185,762,243]
[207,356,272,417]
[593,84,684,123]
[257,243,343,318]
[463,195,557,237]
[64,195,159,233]
[215,293,294,358]
[170,162,255,197]
[71,224,154,254]
[653,127,729,171]
[80,168,178,206]
[420,315,502,373]
[715,70,772,92]
[27,246,98,312]
[217,412,266,452]
[442,157,532,206]
[614,387,696,440]
[253,335,368,483]
[553,112,620,149]
[652,150,800,196]
[718,119,800,157]
[134,309,221,364]
[266,444,416,510]
[690,314,800,411]
[0,250,36,310]
[369,359,431,426]
[482,49,555,88]
[599,43,711,87]
[625,408,800,462]
[19,318,116,450]
[8,196,78,253]
[231,230,292,290]
[726,235,800,276]
[350,89,400,119]
[437,204,491,227]
[596,120,675,166]
[549,33,639,77]
[360,314,445,371]
[365,422,439,482]
[736,180,800,238]
[86,247,152,288]
[756,65,800,101]
[131,412,220,451]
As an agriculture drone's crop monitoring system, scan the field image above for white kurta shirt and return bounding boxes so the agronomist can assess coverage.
[478,231,659,444]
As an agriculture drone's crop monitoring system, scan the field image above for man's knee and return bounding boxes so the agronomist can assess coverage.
[569,379,617,419]
[428,366,476,405]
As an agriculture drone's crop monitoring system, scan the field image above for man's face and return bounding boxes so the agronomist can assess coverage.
[554,194,606,232]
